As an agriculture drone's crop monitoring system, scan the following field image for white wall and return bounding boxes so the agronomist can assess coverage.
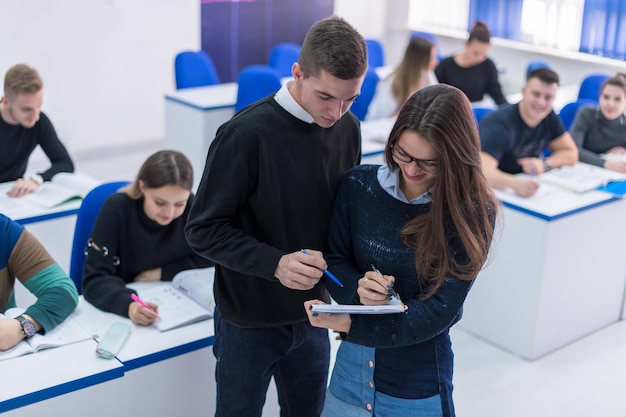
[0,0,199,157]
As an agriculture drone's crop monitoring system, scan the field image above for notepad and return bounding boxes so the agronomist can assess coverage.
[537,163,626,193]
[19,172,101,208]
[137,267,215,332]
[0,309,93,361]
[310,297,407,315]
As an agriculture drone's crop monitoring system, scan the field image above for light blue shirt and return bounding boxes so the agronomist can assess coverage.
[274,83,315,124]
[376,165,432,205]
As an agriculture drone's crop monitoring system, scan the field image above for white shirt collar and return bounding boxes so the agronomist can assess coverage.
[377,165,432,205]
[274,82,315,124]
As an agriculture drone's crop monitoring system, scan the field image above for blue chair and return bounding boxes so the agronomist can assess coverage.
[577,73,610,103]
[472,107,494,125]
[526,60,550,79]
[268,42,301,77]
[350,69,380,121]
[174,50,220,90]
[69,181,129,294]
[365,39,385,68]
[558,100,592,131]
[235,65,282,113]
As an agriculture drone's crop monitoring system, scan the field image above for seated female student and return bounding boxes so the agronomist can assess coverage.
[304,84,497,416]
[435,21,508,107]
[0,213,78,350]
[570,72,626,172]
[366,36,438,121]
[82,150,213,325]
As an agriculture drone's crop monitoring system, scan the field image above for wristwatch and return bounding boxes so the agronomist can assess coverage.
[30,174,44,186]
[16,315,37,338]
[543,159,552,172]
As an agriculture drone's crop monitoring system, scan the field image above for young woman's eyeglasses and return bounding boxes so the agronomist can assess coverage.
[390,146,438,173]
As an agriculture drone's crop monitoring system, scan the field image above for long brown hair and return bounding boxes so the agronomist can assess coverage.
[390,36,434,113]
[123,150,193,199]
[384,84,498,299]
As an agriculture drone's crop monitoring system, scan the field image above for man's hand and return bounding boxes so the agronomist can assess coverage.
[6,178,39,197]
[511,177,540,197]
[275,250,325,290]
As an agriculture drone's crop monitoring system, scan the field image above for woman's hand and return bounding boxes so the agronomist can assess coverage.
[357,270,395,305]
[134,267,162,282]
[304,300,351,333]
[128,301,159,325]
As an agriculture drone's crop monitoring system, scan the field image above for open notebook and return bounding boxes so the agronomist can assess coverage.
[137,267,215,332]
[537,163,626,193]
[0,309,93,361]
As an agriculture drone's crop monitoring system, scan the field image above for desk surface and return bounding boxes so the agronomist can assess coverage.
[0,182,81,224]
[0,339,123,413]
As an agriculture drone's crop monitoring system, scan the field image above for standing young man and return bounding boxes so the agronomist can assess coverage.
[479,68,578,197]
[185,16,367,417]
[0,63,74,197]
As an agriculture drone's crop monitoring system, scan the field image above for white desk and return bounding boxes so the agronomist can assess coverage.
[0,340,125,417]
[458,186,626,360]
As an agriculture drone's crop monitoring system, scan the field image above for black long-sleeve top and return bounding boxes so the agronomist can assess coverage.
[0,111,74,182]
[82,192,213,317]
[435,56,508,105]
[185,96,361,328]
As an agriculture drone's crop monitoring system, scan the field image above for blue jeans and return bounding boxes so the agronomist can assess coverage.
[213,309,330,417]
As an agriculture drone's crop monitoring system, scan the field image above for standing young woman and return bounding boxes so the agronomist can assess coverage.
[570,73,626,172]
[305,84,498,416]
[435,21,508,106]
[366,36,438,120]
[82,150,213,325]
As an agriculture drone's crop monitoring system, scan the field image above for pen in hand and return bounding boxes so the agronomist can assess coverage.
[371,264,403,304]
[301,249,343,287]
[131,293,160,319]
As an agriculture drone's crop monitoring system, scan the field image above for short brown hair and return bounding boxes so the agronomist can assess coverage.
[4,64,43,97]
[298,15,368,80]
[123,150,193,199]
[527,67,560,85]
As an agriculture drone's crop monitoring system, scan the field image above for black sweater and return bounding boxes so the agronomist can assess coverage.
[82,192,213,317]
[435,56,508,105]
[0,111,74,182]
[185,96,361,327]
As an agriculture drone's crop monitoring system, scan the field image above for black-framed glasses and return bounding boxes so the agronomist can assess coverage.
[390,146,438,173]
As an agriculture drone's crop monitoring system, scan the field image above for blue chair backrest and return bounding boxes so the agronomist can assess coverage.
[365,39,385,68]
[526,60,550,79]
[268,42,301,78]
[350,69,380,121]
[69,181,129,294]
[472,107,494,125]
[175,50,220,90]
[235,65,282,113]
[577,73,610,103]
[558,100,592,131]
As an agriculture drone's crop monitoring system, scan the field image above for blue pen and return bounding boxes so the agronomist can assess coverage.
[301,249,343,287]
[529,168,536,178]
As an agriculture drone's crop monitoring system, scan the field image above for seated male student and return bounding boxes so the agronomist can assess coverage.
[0,64,74,197]
[479,68,578,197]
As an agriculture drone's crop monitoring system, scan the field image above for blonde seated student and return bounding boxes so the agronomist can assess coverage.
[0,213,78,350]
[366,36,438,121]
[570,73,626,173]
[82,150,213,326]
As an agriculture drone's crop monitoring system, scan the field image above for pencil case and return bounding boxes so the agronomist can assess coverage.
[96,322,131,359]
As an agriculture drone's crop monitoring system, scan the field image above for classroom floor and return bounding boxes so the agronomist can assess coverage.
[36,140,626,417]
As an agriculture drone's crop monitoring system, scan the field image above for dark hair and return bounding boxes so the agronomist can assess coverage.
[298,15,368,80]
[602,72,626,96]
[527,67,560,85]
[384,84,497,299]
[123,150,193,199]
[468,21,491,43]
[390,37,434,112]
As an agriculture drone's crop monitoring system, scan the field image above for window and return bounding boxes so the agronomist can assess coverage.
[408,0,469,31]
[520,0,584,52]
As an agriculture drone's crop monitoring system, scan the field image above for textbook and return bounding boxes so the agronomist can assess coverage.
[0,309,93,361]
[537,163,626,193]
[310,297,408,315]
[137,267,216,332]
[20,172,101,208]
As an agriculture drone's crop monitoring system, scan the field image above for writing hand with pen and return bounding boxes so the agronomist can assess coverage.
[128,293,160,326]
[359,265,402,306]
[274,249,329,290]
